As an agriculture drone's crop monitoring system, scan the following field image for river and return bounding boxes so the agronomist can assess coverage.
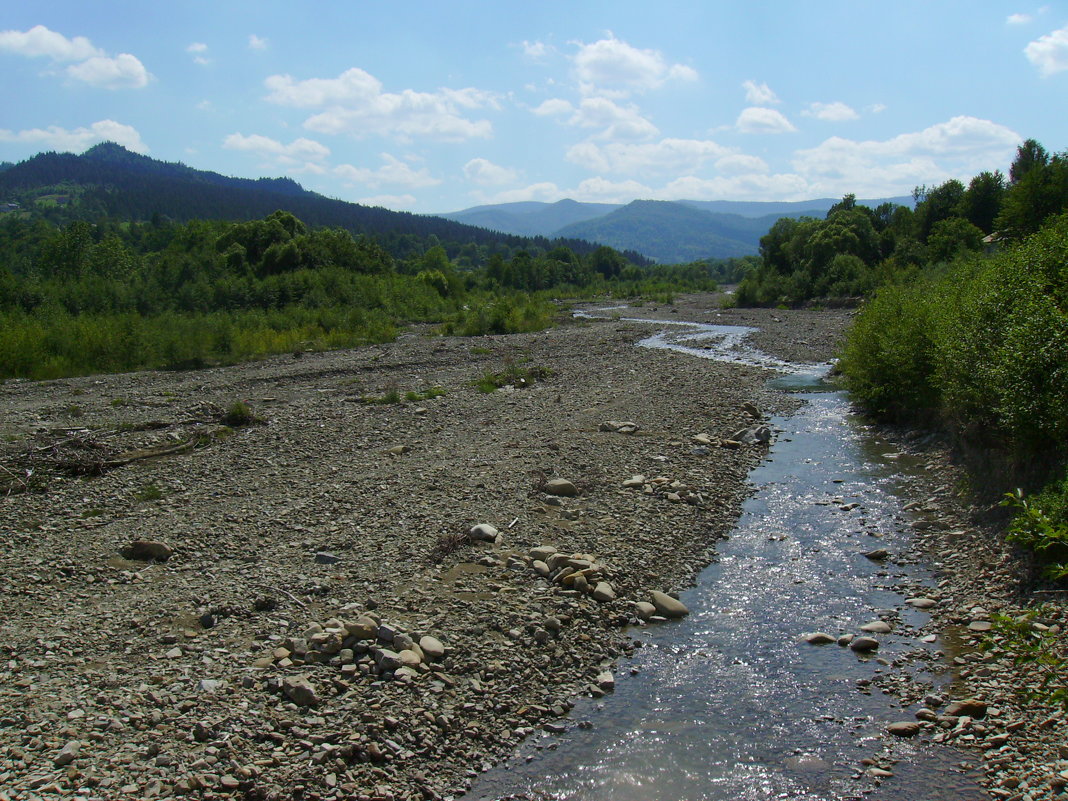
[462,315,985,801]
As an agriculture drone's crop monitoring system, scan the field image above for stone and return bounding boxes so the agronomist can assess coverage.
[123,540,173,562]
[595,671,615,691]
[398,649,422,667]
[419,635,445,660]
[860,621,892,634]
[543,478,578,497]
[887,721,921,737]
[314,551,341,564]
[532,560,550,577]
[529,545,557,561]
[622,475,646,489]
[863,548,890,561]
[374,649,403,672]
[850,636,880,652]
[945,699,987,718]
[634,601,657,621]
[600,420,640,434]
[54,740,81,767]
[468,523,499,542]
[967,620,993,632]
[650,590,689,618]
[591,581,616,602]
[906,597,938,609]
[345,617,378,640]
[387,445,409,455]
[803,632,837,645]
[282,676,319,707]
[729,426,772,445]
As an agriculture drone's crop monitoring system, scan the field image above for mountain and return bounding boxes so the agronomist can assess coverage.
[436,195,914,263]
[439,198,620,237]
[0,144,639,262]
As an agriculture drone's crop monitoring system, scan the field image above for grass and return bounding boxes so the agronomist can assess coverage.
[134,483,165,502]
[474,363,554,393]
[220,401,264,427]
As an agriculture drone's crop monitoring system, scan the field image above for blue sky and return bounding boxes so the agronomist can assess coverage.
[1,2,1066,213]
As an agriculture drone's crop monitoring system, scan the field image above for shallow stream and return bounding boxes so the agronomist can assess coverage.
[463,316,985,801]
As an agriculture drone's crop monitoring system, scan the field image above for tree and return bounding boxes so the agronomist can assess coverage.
[1010,138,1049,184]
[960,171,1005,233]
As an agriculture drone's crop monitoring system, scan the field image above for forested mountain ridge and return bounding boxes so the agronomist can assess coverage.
[0,144,645,264]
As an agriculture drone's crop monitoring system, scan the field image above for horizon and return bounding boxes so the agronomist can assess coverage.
[1,2,1065,213]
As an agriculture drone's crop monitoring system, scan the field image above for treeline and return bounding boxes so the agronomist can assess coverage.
[737,138,1068,306]
[0,209,727,380]
[839,139,1068,579]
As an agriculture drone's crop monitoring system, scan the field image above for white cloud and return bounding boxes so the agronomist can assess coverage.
[264,68,498,141]
[521,40,550,60]
[868,103,888,114]
[714,153,770,175]
[567,97,659,140]
[1025,24,1068,76]
[736,107,797,134]
[335,154,440,189]
[659,173,810,202]
[803,101,859,121]
[463,158,519,186]
[249,34,268,50]
[792,115,1021,196]
[532,98,573,116]
[566,138,731,174]
[0,25,151,89]
[742,80,779,105]
[572,34,697,96]
[66,53,151,89]
[0,24,100,61]
[0,119,148,154]
[1007,13,1033,24]
[187,42,209,66]
[358,194,417,209]
[222,133,331,173]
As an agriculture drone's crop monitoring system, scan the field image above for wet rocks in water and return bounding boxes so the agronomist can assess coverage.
[803,632,837,645]
[945,698,987,718]
[728,426,772,446]
[863,548,890,561]
[905,597,938,609]
[850,636,880,652]
[860,621,892,634]
[122,540,174,561]
[887,721,921,737]
[649,590,689,618]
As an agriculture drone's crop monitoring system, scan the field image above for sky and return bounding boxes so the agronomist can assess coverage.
[1,2,1066,214]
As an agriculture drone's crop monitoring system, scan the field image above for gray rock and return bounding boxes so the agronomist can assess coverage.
[419,635,445,660]
[600,421,640,434]
[622,475,646,488]
[863,548,890,561]
[650,590,689,618]
[282,676,319,707]
[124,540,173,561]
[345,617,378,640]
[595,671,615,691]
[803,632,837,645]
[906,597,938,609]
[468,523,499,542]
[529,545,557,561]
[532,559,550,577]
[54,740,81,767]
[850,636,880,652]
[314,551,341,564]
[887,721,921,737]
[634,601,657,621]
[374,648,403,672]
[860,621,892,634]
[543,478,578,497]
[945,698,987,718]
[591,581,616,602]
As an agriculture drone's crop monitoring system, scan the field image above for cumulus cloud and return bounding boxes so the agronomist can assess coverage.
[463,158,519,186]
[572,34,696,96]
[248,34,268,50]
[335,154,440,189]
[264,68,498,141]
[792,115,1021,196]
[803,101,859,121]
[0,119,148,154]
[736,107,797,134]
[531,98,573,116]
[521,40,551,60]
[1025,24,1068,76]
[565,97,659,140]
[1007,13,1033,24]
[565,138,732,175]
[0,24,150,89]
[742,80,779,105]
[223,132,330,173]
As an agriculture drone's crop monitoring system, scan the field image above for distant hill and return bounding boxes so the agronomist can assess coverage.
[436,195,913,263]
[0,143,642,262]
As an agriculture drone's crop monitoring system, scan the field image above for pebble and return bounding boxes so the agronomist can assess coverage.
[803,632,837,645]
[123,540,174,561]
[649,590,689,618]
[850,636,880,652]
[468,523,500,542]
[543,478,579,497]
[887,721,921,737]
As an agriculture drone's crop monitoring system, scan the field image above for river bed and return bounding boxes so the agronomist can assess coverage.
[463,316,985,801]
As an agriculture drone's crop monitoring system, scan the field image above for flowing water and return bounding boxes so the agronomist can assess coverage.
[463,316,987,801]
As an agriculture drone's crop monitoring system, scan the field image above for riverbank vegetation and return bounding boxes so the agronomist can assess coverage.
[0,209,724,380]
[838,139,1068,580]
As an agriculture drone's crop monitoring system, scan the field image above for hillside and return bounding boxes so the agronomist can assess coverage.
[0,144,634,262]
[439,199,620,237]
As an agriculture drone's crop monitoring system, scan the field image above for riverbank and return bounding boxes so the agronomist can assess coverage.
[0,294,848,800]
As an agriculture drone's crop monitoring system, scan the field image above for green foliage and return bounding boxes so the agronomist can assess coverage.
[1002,487,1068,579]
[440,295,556,337]
[983,607,1068,709]
[473,363,554,393]
[135,483,165,502]
[220,401,264,427]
